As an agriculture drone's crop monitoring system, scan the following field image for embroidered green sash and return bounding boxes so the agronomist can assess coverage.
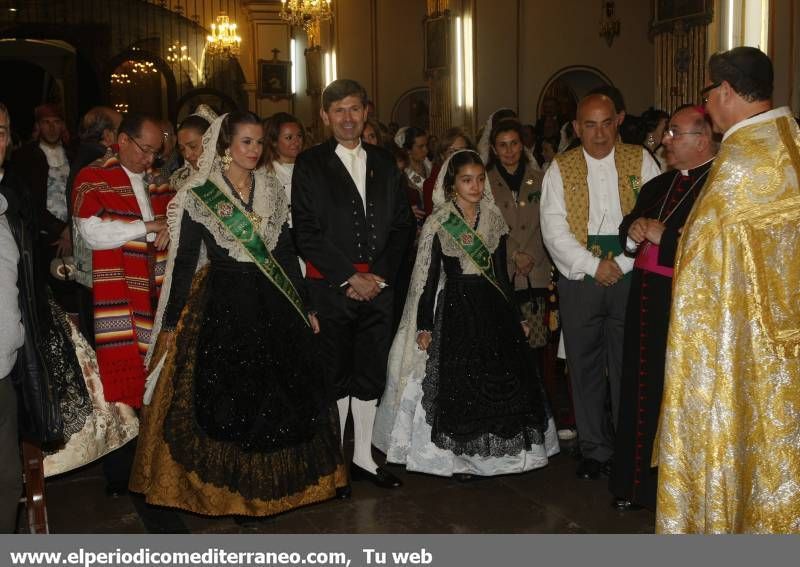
[191,180,309,326]
[440,211,507,301]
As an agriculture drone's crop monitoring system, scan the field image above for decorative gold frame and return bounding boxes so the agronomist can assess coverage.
[651,0,714,34]
[258,55,292,100]
[424,12,449,77]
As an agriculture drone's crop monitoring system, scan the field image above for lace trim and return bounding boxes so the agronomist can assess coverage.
[419,288,547,458]
[45,297,92,440]
[435,201,508,275]
[169,165,193,191]
[182,167,287,264]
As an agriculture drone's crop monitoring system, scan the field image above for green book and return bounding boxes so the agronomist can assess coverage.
[584,234,631,282]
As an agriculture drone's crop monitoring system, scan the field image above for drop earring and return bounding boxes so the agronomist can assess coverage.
[221,148,233,172]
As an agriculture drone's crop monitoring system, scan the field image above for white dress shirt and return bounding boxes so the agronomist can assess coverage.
[335,142,367,213]
[40,142,70,223]
[76,165,156,250]
[540,147,660,280]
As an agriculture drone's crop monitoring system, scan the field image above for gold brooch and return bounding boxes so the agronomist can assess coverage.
[590,243,602,258]
[217,202,234,218]
[246,211,263,230]
[460,232,474,246]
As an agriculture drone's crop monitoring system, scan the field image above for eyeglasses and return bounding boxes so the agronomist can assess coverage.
[700,82,721,104]
[127,134,162,160]
[665,129,703,138]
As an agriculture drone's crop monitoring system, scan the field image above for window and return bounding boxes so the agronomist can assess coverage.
[719,0,769,52]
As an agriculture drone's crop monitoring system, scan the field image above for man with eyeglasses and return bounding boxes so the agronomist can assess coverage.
[656,47,800,533]
[71,113,175,495]
[610,104,717,513]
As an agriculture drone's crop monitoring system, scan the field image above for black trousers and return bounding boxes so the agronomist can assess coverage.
[0,378,21,533]
[558,276,630,462]
[308,280,394,401]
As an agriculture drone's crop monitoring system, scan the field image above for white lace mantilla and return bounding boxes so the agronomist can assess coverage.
[435,201,507,275]
[183,166,288,262]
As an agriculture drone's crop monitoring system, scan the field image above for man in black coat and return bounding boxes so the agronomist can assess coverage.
[10,104,77,313]
[610,104,717,511]
[292,79,415,493]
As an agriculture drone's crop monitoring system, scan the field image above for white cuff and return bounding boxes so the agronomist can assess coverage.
[615,253,635,274]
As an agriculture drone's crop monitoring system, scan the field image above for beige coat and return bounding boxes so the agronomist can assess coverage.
[488,162,551,290]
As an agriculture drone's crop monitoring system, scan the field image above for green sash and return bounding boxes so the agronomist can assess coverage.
[191,180,309,326]
[584,234,631,283]
[440,212,507,301]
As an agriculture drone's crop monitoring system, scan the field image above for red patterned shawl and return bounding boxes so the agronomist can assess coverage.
[72,151,174,408]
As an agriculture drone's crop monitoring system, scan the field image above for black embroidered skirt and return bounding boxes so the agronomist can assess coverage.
[131,265,346,517]
[422,274,550,457]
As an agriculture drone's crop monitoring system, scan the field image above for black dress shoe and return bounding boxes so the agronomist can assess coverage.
[454,473,488,483]
[613,498,643,511]
[350,464,403,488]
[335,485,352,499]
[575,458,608,480]
[105,481,129,498]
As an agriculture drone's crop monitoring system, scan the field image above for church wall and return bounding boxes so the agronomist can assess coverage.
[373,0,428,124]
[476,0,656,126]
[242,0,798,130]
[334,0,375,107]
[475,0,519,131]
[244,0,425,129]
[770,0,799,112]
[520,0,655,121]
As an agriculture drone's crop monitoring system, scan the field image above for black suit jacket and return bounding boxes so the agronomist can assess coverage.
[291,138,415,287]
[1,173,62,443]
[618,160,713,269]
[9,141,75,243]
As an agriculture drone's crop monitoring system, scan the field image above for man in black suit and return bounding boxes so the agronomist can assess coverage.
[292,79,415,492]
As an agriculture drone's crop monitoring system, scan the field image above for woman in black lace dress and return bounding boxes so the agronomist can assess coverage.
[373,150,558,477]
[130,112,345,517]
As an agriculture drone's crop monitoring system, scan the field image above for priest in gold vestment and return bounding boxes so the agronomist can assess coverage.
[656,47,800,534]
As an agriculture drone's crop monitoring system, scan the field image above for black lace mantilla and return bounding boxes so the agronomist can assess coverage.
[44,296,92,441]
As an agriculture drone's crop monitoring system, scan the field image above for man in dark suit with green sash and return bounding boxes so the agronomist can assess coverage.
[540,94,660,480]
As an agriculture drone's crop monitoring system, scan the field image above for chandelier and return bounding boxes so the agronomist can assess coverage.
[279,0,334,33]
[206,13,241,57]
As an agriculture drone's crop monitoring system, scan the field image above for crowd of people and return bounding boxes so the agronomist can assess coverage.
[0,46,798,534]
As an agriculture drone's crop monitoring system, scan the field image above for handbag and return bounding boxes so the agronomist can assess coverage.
[49,256,77,281]
[515,276,549,348]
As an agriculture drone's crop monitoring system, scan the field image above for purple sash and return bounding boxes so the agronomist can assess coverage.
[634,242,674,278]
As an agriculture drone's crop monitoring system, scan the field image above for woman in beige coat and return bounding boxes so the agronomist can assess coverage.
[486,119,551,302]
